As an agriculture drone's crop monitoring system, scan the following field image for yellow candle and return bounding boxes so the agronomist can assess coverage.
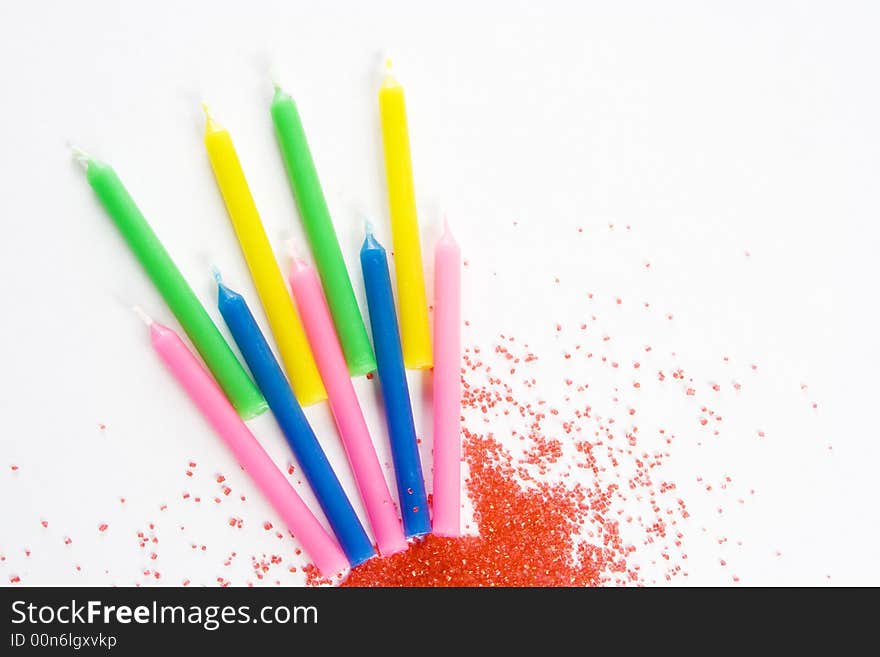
[379,59,432,370]
[203,105,326,406]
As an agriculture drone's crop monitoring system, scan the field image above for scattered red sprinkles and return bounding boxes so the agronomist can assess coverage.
[336,332,697,587]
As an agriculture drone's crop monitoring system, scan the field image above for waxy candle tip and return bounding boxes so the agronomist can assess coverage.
[440,215,457,243]
[290,255,308,275]
[280,237,299,262]
[69,144,91,171]
[380,53,397,83]
[268,65,282,92]
[132,305,154,327]
[201,102,221,132]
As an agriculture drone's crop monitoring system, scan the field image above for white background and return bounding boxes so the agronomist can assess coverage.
[1,0,878,586]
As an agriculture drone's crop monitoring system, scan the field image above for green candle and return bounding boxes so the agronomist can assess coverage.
[270,85,377,377]
[81,156,267,419]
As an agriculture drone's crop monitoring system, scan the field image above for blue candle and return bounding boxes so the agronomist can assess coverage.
[360,227,430,538]
[214,272,375,566]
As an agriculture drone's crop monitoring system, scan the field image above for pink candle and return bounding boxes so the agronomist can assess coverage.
[288,259,407,556]
[143,313,348,578]
[432,221,461,537]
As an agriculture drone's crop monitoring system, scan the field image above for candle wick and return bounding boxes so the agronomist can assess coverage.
[211,265,223,286]
[365,217,376,237]
[200,101,214,121]
[68,143,90,171]
[281,238,299,261]
[132,305,154,327]
[269,67,282,92]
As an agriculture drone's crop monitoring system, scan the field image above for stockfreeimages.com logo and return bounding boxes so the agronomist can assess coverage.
[11,599,318,632]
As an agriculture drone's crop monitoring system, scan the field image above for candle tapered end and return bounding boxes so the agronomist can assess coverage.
[289,254,313,279]
[68,143,91,171]
[132,305,154,327]
[362,222,383,252]
[280,237,299,262]
[442,215,452,237]
[269,64,282,92]
[439,215,458,248]
[271,83,289,107]
[201,102,221,132]
[379,52,399,86]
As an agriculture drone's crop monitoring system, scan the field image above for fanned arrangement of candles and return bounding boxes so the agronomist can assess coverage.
[74,60,461,582]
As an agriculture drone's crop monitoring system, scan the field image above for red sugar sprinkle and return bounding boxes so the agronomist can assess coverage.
[342,435,609,586]
[336,333,691,587]
[98,523,109,533]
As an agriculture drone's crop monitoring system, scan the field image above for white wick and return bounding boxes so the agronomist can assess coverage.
[68,143,90,171]
[132,305,153,326]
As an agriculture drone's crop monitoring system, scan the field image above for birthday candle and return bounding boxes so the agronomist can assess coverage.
[270,84,377,377]
[138,310,347,578]
[289,258,407,556]
[215,273,375,567]
[432,220,461,537]
[360,226,430,538]
[203,105,326,407]
[378,59,432,370]
[76,153,266,420]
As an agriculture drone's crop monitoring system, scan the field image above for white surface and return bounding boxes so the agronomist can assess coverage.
[1,0,878,586]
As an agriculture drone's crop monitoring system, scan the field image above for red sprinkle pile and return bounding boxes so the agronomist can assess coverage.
[341,434,610,586]
[333,331,693,587]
